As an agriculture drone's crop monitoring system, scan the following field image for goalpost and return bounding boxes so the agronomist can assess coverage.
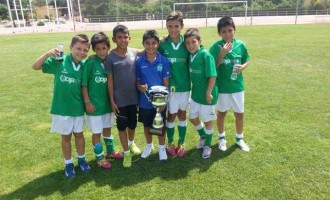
[173,1,248,27]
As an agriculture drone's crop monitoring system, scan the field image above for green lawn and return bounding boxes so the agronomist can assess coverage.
[0,24,329,199]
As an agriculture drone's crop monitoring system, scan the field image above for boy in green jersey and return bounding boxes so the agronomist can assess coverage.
[158,11,190,157]
[82,32,123,170]
[32,34,91,178]
[184,28,218,159]
[209,17,251,152]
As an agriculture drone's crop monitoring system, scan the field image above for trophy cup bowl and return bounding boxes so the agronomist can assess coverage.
[146,86,169,134]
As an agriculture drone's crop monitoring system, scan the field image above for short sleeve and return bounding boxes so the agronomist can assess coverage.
[162,56,170,79]
[42,57,57,74]
[209,42,219,62]
[241,43,250,64]
[81,59,92,87]
[104,55,113,75]
[204,51,217,78]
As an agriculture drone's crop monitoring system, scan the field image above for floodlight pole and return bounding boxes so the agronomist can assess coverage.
[13,0,21,28]
[53,0,59,27]
[6,0,14,32]
[161,0,164,29]
[77,0,83,26]
[18,0,26,28]
[68,0,75,31]
[29,0,34,23]
[250,0,253,25]
[45,0,50,22]
[295,0,299,24]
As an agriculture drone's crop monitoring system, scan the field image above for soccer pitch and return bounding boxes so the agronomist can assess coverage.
[0,24,329,199]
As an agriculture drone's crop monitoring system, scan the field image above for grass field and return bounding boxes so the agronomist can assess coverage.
[0,24,329,199]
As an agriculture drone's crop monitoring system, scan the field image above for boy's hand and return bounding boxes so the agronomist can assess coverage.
[140,84,148,92]
[158,106,165,113]
[47,48,60,58]
[233,64,243,73]
[219,42,233,56]
[85,102,96,114]
[206,93,213,104]
[111,102,120,116]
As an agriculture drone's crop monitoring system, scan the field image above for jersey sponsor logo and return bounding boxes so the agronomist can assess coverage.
[157,64,163,72]
[60,75,80,84]
[113,60,124,65]
[222,59,231,65]
[95,76,107,83]
[141,65,148,69]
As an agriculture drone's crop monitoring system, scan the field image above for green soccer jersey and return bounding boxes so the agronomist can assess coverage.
[159,35,191,92]
[189,45,218,105]
[209,38,250,94]
[42,54,84,116]
[81,56,111,116]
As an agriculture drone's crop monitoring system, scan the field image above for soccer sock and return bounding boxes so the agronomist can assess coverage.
[178,120,187,145]
[158,144,165,150]
[64,157,73,165]
[124,150,130,154]
[77,154,86,163]
[195,123,206,139]
[103,136,115,154]
[128,140,133,146]
[166,122,175,144]
[93,143,104,160]
[204,129,213,147]
[236,133,243,142]
[218,132,226,140]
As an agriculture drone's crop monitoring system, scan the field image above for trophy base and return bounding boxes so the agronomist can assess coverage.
[149,127,164,136]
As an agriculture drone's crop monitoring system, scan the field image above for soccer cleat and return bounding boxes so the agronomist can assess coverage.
[176,144,186,157]
[196,138,205,149]
[78,160,90,172]
[106,151,124,159]
[166,143,176,156]
[141,144,154,158]
[97,158,111,169]
[159,146,168,161]
[202,146,212,159]
[129,143,142,155]
[218,139,227,151]
[123,153,132,168]
[64,163,75,178]
[236,139,250,152]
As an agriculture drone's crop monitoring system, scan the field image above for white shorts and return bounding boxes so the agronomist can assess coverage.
[86,113,114,134]
[51,115,84,135]
[168,91,190,114]
[217,91,244,113]
[189,99,217,122]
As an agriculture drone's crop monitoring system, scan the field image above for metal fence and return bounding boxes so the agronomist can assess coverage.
[87,9,330,23]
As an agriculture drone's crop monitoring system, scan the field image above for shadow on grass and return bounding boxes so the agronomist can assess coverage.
[1,144,239,199]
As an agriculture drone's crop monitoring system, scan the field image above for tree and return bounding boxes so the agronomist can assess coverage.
[0,3,8,20]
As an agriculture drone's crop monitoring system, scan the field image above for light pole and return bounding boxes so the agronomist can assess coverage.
[161,0,163,29]
[295,0,299,24]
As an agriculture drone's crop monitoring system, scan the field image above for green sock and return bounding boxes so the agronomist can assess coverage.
[178,126,187,145]
[103,136,115,154]
[204,133,213,147]
[197,128,206,139]
[166,127,175,144]
[93,143,104,160]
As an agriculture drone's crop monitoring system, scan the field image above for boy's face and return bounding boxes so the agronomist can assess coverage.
[219,26,235,43]
[143,38,159,55]
[94,42,110,60]
[70,42,90,63]
[166,20,183,39]
[184,36,201,54]
[112,32,130,49]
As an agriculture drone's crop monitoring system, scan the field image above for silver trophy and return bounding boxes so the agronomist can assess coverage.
[145,86,169,135]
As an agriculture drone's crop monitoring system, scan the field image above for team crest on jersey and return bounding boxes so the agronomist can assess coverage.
[95,70,102,75]
[164,50,169,56]
[61,68,68,74]
[157,64,163,71]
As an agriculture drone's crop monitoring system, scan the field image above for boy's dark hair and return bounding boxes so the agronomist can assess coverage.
[90,32,110,51]
[183,28,201,41]
[142,30,159,43]
[217,16,236,33]
[113,24,130,38]
[71,34,89,46]
[166,11,184,26]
